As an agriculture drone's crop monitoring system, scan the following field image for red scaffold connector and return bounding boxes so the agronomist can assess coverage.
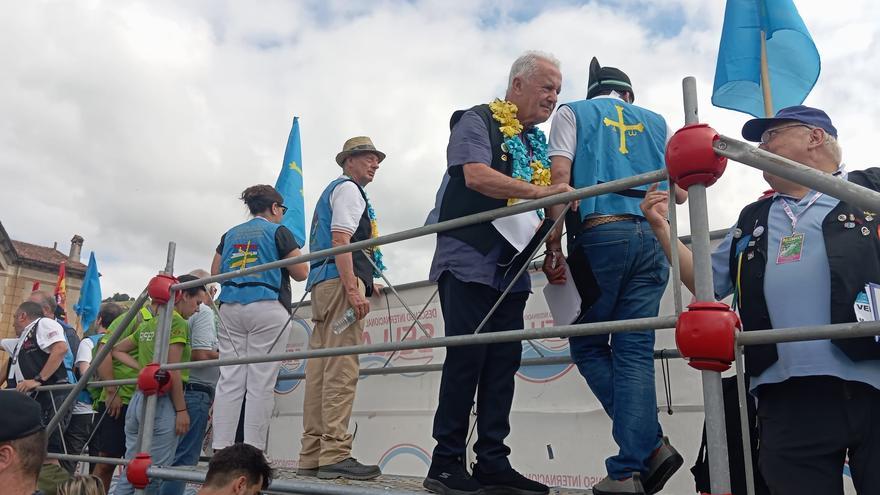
[665,123,728,188]
[675,301,740,372]
[137,362,171,396]
[127,452,152,489]
[147,273,179,305]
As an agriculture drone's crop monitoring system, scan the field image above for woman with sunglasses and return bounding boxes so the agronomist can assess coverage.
[210,184,308,453]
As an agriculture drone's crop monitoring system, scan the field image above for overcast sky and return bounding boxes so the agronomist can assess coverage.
[1,0,878,298]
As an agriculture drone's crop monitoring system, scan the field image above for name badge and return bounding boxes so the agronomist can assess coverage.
[776,232,805,264]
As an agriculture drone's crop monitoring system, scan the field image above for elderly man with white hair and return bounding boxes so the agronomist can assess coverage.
[161,269,220,495]
[424,50,571,495]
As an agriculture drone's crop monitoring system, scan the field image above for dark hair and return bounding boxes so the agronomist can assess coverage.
[97,303,124,330]
[175,274,207,298]
[0,430,47,480]
[240,185,283,216]
[16,301,44,320]
[203,444,273,490]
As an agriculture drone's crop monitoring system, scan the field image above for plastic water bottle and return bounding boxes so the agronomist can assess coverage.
[332,308,357,335]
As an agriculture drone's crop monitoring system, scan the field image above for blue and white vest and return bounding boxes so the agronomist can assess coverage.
[306,177,374,294]
[565,98,668,220]
[218,217,283,305]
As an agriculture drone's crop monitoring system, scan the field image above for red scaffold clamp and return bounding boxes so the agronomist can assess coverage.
[127,452,152,489]
[665,123,728,188]
[675,301,740,372]
[147,273,179,305]
[137,362,171,396]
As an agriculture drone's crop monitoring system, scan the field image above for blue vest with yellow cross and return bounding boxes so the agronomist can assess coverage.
[218,217,283,305]
[564,98,668,221]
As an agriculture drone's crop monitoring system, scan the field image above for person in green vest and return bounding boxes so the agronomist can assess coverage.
[91,303,155,492]
[110,274,206,495]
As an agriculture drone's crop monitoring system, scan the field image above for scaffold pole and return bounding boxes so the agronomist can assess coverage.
[45,289,150,435]
[172,171,668,291]
[682,76,731,494]
[134,241,176,494]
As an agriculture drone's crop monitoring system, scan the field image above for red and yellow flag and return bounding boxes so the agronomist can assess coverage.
[54,261,67,320]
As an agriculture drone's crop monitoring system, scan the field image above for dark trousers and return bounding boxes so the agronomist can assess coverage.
[34,389,71,455]
[431,273,527,472]
[757,376,880,495]
[60,413,94,473]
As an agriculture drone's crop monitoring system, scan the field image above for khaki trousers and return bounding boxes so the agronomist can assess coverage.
[299,278,364,468]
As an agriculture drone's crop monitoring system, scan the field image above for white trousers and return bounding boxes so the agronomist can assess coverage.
[212,300,290,451]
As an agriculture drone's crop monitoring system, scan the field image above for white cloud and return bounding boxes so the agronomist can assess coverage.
[1,0,877,297]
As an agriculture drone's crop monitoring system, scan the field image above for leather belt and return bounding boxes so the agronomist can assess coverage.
[581,214,635,231]
[184,382,215,396]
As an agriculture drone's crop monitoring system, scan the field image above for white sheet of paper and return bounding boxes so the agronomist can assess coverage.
[543,264,582,325]
[868,283,880,321]
[491,202,542,253]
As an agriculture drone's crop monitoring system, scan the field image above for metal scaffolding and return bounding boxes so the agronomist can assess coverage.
[34,77,880,495]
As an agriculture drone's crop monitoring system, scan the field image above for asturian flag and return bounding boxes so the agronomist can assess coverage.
[712,0,820,117]
[74,252,102,330]
[275,117,307,247]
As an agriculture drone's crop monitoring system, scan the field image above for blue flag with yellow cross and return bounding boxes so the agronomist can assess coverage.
[275,116,307,247]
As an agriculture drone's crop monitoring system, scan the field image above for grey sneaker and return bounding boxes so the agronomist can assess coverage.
[296,467,318,477]
[591,472,645,495]
[644,437,683,494]
[317,457,382,480]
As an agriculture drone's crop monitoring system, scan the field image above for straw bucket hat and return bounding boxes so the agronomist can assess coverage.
[335,136,386,166]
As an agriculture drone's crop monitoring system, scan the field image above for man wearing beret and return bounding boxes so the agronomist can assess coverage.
[0,391,48,495]
[642,105,880,494]
[544,57,685,495]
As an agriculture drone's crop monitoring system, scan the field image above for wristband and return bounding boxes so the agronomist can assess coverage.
[176,408,187,413]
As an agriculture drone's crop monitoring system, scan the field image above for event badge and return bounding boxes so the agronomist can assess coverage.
[776,232,804,264]
[854,285,880,342]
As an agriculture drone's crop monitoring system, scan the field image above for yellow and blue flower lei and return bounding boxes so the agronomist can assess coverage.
[489,99,551,216]
[365,196,386,276]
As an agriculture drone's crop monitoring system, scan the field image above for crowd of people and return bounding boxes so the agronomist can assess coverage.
[0,390,271,495]
[1,49,878,495]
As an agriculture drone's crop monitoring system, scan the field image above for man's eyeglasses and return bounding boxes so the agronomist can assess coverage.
[759,124,813,145]
[277,204,289,215]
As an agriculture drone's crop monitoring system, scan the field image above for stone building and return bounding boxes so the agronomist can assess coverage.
[0,221,86,372]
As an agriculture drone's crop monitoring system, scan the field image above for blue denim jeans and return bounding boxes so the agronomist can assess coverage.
[114,392,179,495]
[159,385,213,495]
[568,218,669,479]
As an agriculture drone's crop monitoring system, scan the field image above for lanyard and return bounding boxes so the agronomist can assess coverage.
[10,318,40,366]
[518,131,535,161]
[780,191,822,232]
